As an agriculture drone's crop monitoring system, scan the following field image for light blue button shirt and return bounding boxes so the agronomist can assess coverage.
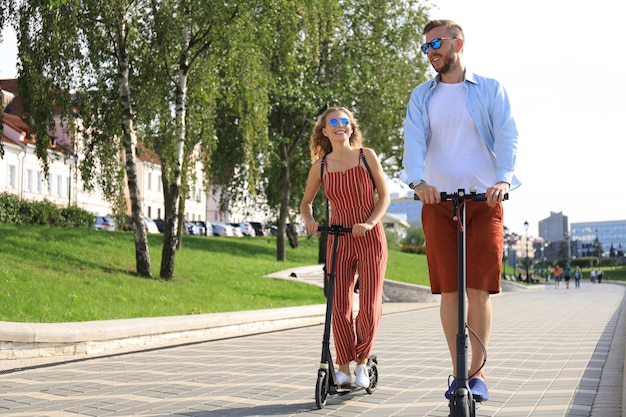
[402,70,520,190]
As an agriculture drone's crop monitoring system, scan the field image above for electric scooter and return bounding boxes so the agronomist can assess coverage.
[314,224,379,409]
[415,188,506,417]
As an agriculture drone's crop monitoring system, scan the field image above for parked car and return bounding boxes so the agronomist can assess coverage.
[191,220,210,236]
[184,220,204,235]
[249,221,265,237]
[144,216,160,234]
[239,222,256,236]
[229,223,244,237]
[212,223,234,237]
[268,223,305,236]
[154,218,165,233]
[94,215,116,231]
[230,222,255,237]
[124,215,160,234]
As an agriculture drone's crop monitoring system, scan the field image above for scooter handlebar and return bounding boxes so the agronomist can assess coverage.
[414,189,509,201]
[318,224,353,234]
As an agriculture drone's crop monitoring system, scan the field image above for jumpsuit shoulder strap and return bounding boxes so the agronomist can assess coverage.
[359,148,375,187]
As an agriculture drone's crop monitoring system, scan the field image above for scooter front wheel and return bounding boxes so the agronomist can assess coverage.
[449,395,475,417]
[315,369,328,409]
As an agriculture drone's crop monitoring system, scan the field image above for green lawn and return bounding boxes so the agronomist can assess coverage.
[0,224,430,323]
[4,224,621,324]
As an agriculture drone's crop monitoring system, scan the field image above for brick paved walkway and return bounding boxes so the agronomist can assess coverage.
[0,282,624,417]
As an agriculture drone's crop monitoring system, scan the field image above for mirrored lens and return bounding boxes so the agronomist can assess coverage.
[421,38,442,54]
[329,118,349,127]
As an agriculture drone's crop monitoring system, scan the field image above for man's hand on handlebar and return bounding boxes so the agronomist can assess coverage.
[413,181,440,204]
[486,181,510,207]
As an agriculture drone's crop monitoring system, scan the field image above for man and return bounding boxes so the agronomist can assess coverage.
[402,19,520,402]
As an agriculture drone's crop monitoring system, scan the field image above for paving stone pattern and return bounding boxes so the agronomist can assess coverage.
[0,282,624,417]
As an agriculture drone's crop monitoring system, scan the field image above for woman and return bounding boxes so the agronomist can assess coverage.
[300,106,389,388]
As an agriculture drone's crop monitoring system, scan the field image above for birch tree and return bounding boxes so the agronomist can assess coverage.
[263,0,430,261]
[16,0,152,276]
[137,0,271,279]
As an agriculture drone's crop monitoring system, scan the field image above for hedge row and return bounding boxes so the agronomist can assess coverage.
[399,244,426,255]
[0,192,93,227]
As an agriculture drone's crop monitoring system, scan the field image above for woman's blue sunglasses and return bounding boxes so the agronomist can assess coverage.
[420,37,456,54]
[329,117,350,127]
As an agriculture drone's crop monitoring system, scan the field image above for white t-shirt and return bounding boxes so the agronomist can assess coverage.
[424,81,496,193]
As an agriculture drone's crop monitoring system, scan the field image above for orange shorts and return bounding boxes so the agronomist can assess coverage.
[422,200,503,294]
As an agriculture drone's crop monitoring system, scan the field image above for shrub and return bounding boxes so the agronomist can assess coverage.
[60,206,94,227]
[399,244,426,255]
[0,192,92,227]
[0,192,22,223]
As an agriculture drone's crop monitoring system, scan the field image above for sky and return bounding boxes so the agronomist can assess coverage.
[2,2,624,237]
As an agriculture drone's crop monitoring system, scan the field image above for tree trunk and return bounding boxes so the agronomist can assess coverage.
[116,18,151,278]
[286,222,299,249]
[160,27,190,280]
[177,195,186,250]
[276,144,290,261]
[160,174,178,279]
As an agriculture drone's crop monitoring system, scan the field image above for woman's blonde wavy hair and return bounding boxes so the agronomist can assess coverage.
[309,107,363,163]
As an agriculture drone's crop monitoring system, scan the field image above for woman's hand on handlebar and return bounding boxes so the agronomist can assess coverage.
[486,181,510,207]
[351,223,371,238]
[304,219,319,235]
[413,181,441,205]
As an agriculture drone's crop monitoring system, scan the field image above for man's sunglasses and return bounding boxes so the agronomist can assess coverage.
[329,117,350,127]
[420,37,456,54]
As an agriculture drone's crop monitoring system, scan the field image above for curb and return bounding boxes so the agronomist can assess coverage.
[0,265,551,366]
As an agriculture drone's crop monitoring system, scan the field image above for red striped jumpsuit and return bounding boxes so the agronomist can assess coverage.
[322,151,388,365]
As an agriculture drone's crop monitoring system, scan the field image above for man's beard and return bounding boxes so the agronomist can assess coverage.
[433,54,453,75]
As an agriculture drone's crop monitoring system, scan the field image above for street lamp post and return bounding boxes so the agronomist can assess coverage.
[524,221,530,283]
[503,226,509,279]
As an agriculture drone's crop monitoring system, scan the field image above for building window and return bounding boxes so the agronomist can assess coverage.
[8,165,17,189]
[37,172,45,194]
[56,175,63,197]
[26,169,34,192]
[147,172,152,191]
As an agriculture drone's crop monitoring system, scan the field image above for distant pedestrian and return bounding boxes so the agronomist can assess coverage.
[553,265,562,289]
[573,266,582,288]
[590,269,596,283]
[563,263,572,289]
[597,269,604,283]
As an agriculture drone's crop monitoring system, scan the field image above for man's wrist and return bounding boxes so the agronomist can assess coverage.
[409,180,426,190]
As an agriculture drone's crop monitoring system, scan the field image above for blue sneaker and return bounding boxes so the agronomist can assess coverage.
[469,378,490,402]
[445,378,490,402]
[444,379,456,399]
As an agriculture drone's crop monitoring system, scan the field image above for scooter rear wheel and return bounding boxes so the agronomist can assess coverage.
[366,363,378,394]
[315,370,328,409]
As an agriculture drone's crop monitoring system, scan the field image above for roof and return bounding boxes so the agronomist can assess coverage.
[382,212,410,228]
[0,79,23,117]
